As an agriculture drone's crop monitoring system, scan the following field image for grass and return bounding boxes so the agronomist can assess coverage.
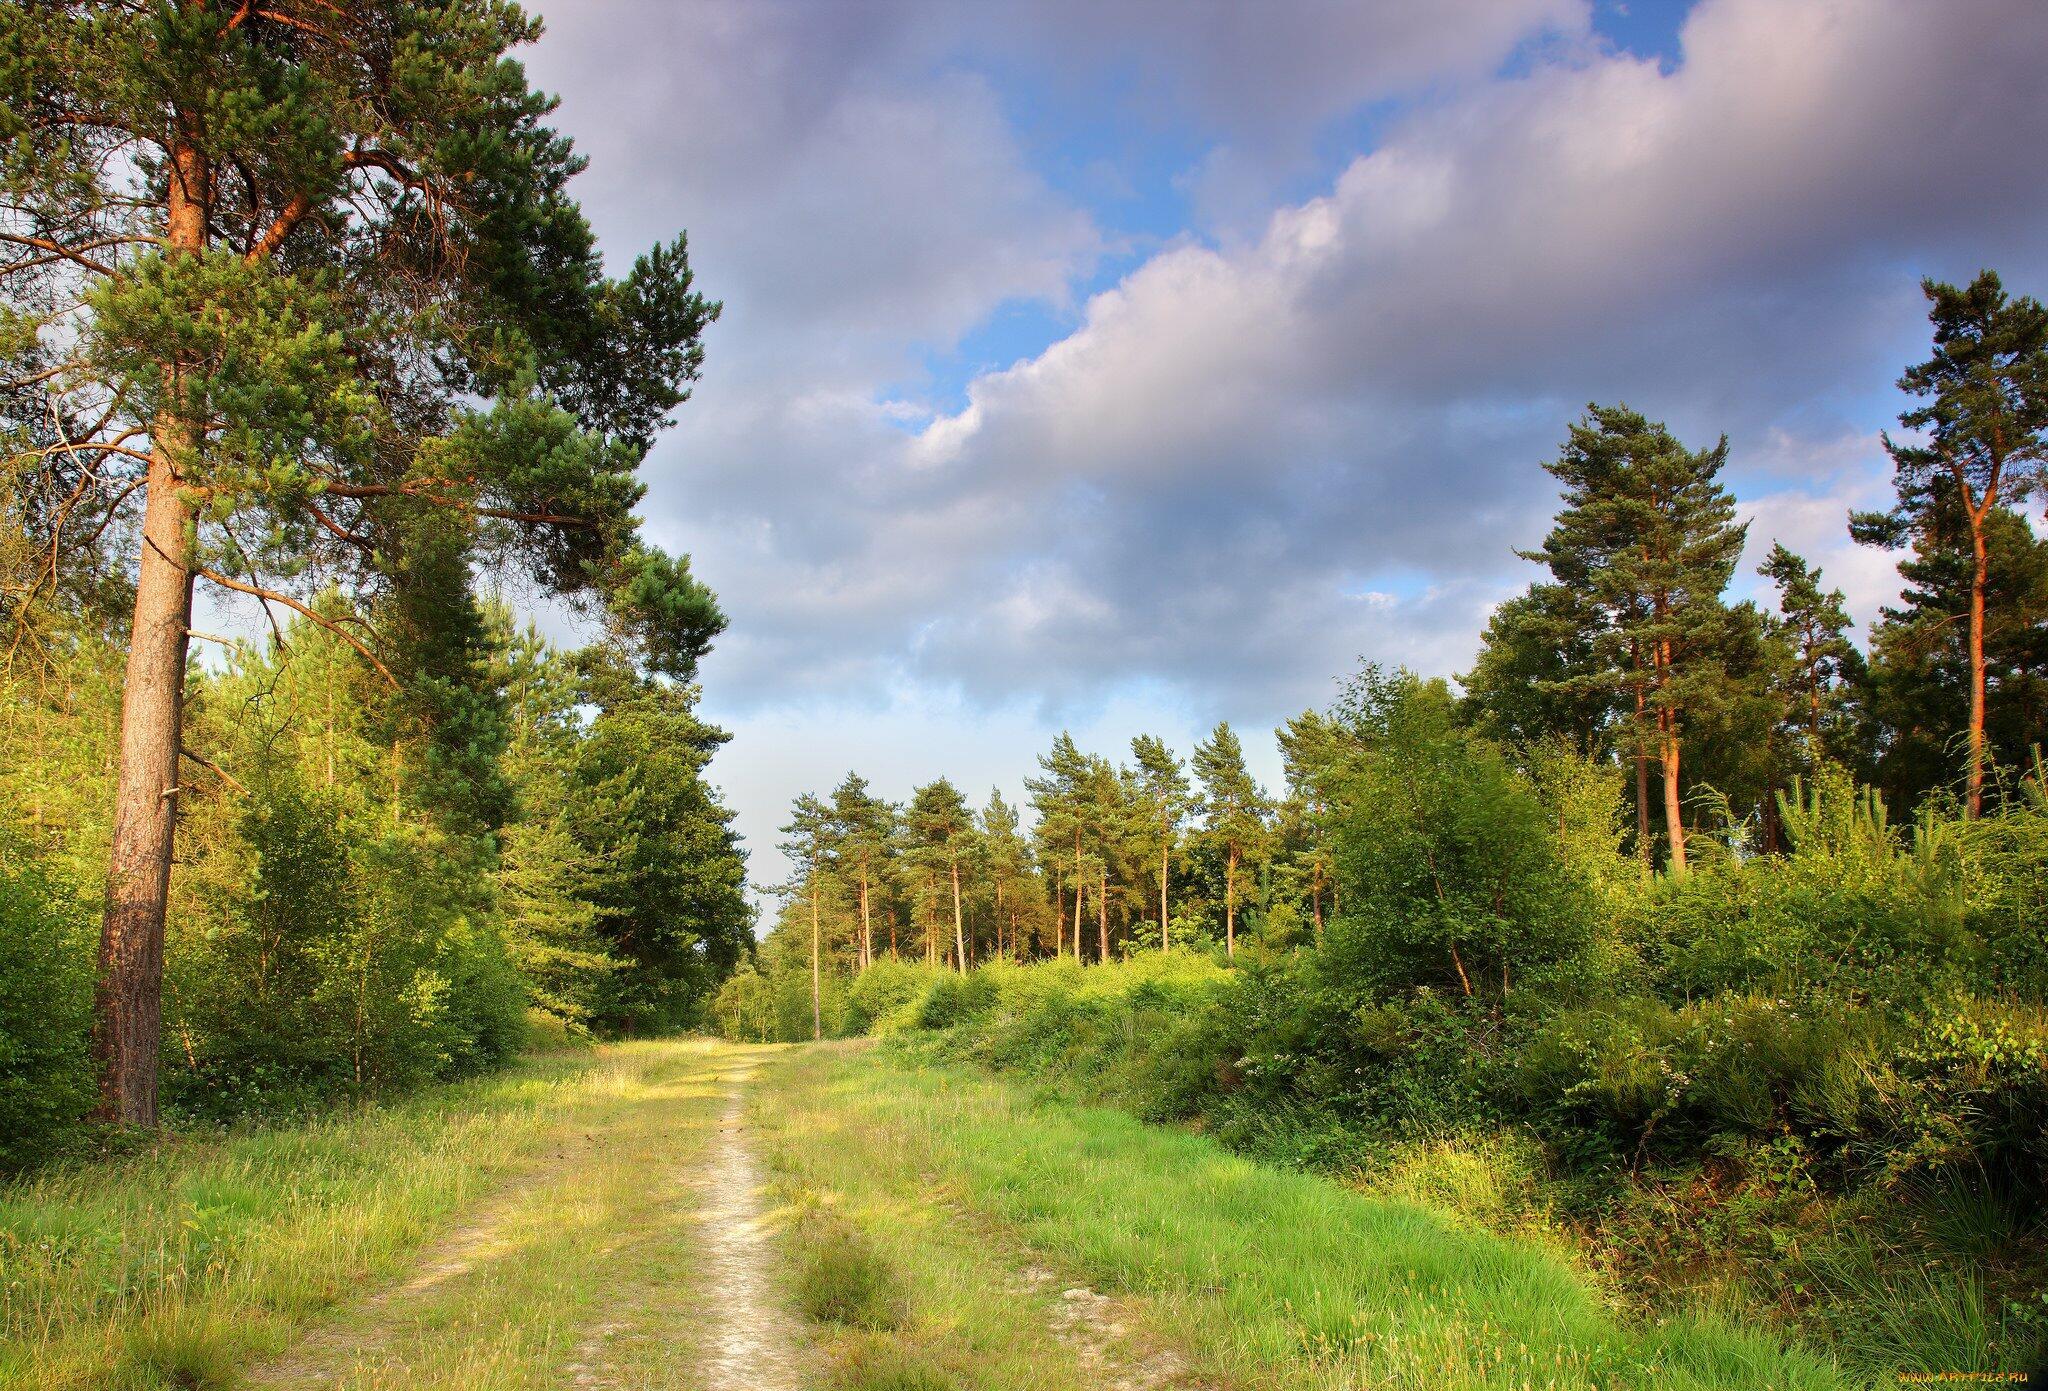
[755,1039,1851,1391]
[791,1205,909,1330]
[0,1039,764,1391]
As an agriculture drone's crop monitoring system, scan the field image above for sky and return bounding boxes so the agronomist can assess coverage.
[513,0,2048,908]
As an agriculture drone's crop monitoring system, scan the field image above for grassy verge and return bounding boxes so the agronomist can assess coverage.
[756,1040,1848,1391]
[0,1038,750,1391]
[758,1050,1198,1391]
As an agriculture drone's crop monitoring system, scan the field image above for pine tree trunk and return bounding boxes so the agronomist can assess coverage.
[1225,844,1237,957]
[1072,837,1083,962]
[1159,840,1169,952]
[93,132,208,1127]
[951,857,966,974]
[1967,519,1989,819]
[810,882,822,1042]
[1632,668,1652,862]
[1098,863,1108,963]
[1661,716,1688,874]
[858,873,872,970]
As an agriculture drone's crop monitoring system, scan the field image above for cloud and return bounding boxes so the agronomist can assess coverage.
[514,0,2048,896]
[659,0,2048,715]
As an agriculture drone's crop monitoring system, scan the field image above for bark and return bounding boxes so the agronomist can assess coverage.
[93,131,207,1127]
[1661,716,1688,874]
[1224,843,1237,957]
[1159,840,1170,952]
[857,871,872,970]
[809,881,821,1042]
[1072,833,1083,962]
[950,857,966,974]
[1098,863,1108,963]
[1967,517,1989,819]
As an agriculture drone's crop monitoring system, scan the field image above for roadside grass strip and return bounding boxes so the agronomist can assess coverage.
[760,1042,1850,1391]
[0,1040,747,1391]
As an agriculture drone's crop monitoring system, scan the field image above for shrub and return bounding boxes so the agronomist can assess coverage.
[0,845,93,1169]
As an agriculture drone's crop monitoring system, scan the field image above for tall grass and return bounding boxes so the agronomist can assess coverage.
[759,1043,1846,1391]
[0,1042,722,1391]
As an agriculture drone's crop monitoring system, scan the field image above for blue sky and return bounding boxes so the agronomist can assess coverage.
[517,0,2048,906]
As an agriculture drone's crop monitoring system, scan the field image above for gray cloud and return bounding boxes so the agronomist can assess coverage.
[518,0,2048,891]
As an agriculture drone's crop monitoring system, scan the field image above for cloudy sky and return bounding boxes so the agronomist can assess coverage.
[517,0,2048,901]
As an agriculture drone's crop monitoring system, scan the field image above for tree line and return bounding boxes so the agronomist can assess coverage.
[2,1,746,1162]
[725,267,2048,1042]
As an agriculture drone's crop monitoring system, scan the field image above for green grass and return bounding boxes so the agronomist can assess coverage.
[756,1040,1850,1391]
[0,1039,763,1390]
[791,1205,910,1331]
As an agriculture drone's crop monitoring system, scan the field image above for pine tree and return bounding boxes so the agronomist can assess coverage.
[1275,712,1351,938]
[1,1,722,1123]
[978,789,1032,960]
[1522,405,1748,872]
[1851,271,2048,817]
[1756,543,1865,803]
[906,778,974,973]
[776,794,835,1041]
[1129,735,1192,950]
[1192,721,1270,956]
[1026,733,1089,961]
[1862,503,2048,812]
[829,773,893,970]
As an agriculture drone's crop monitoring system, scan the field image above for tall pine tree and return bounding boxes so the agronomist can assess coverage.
[1521,405,1747,872]
[1,1,722,1123]
[1852,271,2048,816]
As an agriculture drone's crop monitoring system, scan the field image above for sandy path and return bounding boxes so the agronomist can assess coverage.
[689,1070,805,1391]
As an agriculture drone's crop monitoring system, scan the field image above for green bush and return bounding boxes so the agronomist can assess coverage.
[0,846,93,1169]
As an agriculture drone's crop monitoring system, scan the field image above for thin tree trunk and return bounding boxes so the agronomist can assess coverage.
[1967,519,1988,819]
[1159,840,1170,952]
[1098,862,1108,963]
[1072,836,1083,962]
[93,131,207,1127]
[1225,844,1237,957]
[1632,660,1652,863]
[1312,860,1323,940]
[951,857,966,974]
[858,872,872,970]
[1661,715,1687,874]
[809,880,821,1042]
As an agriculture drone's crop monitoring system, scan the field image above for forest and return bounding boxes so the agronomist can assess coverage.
[2,3,2046,1388]
[1,1,751,1167]
[713,278,2048,1372]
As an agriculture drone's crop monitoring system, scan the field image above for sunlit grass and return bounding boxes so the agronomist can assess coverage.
[0,1040,758,1391]
[759,1041,1851,1391]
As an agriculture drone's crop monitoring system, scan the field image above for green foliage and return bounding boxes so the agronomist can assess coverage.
[0,845,92,1169]
[1319,668,1595,1003]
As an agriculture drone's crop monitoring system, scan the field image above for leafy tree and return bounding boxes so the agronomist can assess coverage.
[1522,405,1748,872]
[1,1,722,1122]
[1323,667,1592,1001]
[906,778,974,973]
[1129,735,1193,950]
[1852,271,2048,817]
[1758,544,1863,753]
[1192,721,1271,956]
